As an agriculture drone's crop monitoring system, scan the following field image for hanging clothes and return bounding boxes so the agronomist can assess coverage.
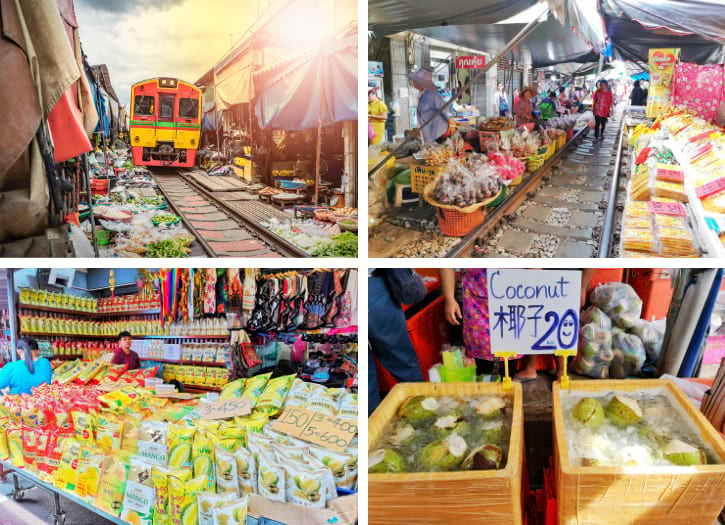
[203,268,216,315]
[215,269,228,314]
[241,268,257,324]
[194,269,204,318]
[227,268,243,313]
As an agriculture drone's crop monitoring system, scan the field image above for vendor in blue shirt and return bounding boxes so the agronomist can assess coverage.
[0,338,52,395]
[408,67,454,144]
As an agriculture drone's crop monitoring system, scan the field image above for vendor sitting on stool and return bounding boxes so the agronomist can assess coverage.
[407,67,455,144]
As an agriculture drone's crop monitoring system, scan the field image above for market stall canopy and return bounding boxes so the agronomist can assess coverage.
[604,14,725,64]
[412,14,598,68]
[254,34,357,131]
[368,0,539,35]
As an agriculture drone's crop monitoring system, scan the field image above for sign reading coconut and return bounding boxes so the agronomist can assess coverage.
[487,269,582,354]
[272,407,357,453]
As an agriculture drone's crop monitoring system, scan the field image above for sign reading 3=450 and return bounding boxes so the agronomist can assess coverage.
[486,269,582,354]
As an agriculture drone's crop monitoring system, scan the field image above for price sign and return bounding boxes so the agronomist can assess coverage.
[648,201,687,216]
[655,167,684,183]
[695,177,725,199]
[272,407,357,452]
[487,269,582,355]
[200,397,250,420]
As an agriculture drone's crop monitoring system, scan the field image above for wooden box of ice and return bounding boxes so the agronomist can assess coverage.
[553,379,725,525]
[367,381,524,525]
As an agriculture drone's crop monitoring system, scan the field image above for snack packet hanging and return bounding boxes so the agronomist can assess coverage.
[254,374,294,416]
[214,444,239,496]
[212,494,249,525]
[197,492,237,525]
[95,452,131,516]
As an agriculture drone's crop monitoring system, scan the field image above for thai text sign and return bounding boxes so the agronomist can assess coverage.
[487,269,581,354]
[456,55,485,69]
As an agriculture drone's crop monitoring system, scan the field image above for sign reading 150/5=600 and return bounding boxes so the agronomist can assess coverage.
[486,269,582,355]
[272,406,357,452]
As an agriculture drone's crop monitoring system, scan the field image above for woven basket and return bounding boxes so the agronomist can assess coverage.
[369,382,524,525]
[508,174,524,187]
[526,153,546,172]
[553,380,725,525]
[544,141,556,160]
[556,133,566,150]
[410,162,448,193]
[423,182,503,236]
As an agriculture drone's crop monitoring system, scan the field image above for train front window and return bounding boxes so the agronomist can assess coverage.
[179,98,198,120]
[134,95,154,116]
[159,94,175,121]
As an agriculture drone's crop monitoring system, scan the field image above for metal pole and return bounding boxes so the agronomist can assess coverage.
[314,41,325,206]
[83,154,99,257]
[597,112,625,257]
[6,270,16,361]
[368,3,549,178]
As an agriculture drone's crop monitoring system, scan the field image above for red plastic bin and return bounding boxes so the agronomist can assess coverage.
[374,294,449,391]
[628,268,674,321]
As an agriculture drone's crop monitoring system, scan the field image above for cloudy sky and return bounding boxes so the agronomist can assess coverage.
[75,0,270,108]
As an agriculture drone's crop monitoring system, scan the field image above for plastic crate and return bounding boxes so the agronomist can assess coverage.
[628,268,674,321]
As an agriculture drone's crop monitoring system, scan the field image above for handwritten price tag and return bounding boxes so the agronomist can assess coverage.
[648,201,687,216]
[695,177,725,199]
[272,407,357,452]
[201,397,250,420]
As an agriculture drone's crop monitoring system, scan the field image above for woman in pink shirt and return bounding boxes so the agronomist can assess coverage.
[592,80,614,140]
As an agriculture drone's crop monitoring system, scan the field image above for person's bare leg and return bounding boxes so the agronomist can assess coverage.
[514,355,538,380]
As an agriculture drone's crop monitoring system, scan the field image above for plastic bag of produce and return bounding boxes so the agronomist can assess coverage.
[589,283,643,329]
[630,318,667,361]
[570,324,613,378]
[610,332,646,378]
[580,306,612,330]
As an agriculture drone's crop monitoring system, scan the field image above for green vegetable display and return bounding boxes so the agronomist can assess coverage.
[146,238,191,258]
[311,232,358,257]
[152,214,180,226]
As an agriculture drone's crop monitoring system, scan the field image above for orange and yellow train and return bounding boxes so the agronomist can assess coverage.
[129,78,201,167]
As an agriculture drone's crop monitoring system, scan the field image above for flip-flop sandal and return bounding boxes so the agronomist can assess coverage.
[513,376,537,383]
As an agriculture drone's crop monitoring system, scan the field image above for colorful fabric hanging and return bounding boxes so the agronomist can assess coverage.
[672,62,724,122]
[204,268,216,314]
[227,268,243,313]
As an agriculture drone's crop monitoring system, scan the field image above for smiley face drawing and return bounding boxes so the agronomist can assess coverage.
[558,310,578,349]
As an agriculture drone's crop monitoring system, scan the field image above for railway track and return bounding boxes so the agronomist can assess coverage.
[151,169,308,258]
[453,106,626,258]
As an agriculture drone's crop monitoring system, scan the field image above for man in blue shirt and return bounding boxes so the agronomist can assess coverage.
[408,67,453,144]
[0,338,52,395]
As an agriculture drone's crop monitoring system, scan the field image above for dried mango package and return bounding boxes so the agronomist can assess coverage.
[122,415,142,453]
[75,446,105,501]
[21,424,39,471]
[138,420,169,466]
[76,359,107,385]
[6,423,24,467]
[96,413,124,450]
[71,410,95,445]
[120,479,156,525]
[94,452,131,517]
[0,423,9,460]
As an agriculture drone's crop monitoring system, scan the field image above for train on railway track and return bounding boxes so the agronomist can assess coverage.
[129,77,201,167]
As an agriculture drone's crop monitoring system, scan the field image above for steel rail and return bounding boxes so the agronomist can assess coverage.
[597,112,626,258]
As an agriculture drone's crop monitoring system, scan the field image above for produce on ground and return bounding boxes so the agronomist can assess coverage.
[369,394,511,473]
[563,392,718,467]
[311,232,358,258]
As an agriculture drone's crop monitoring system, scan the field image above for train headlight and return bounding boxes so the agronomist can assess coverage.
[134,136,140,143]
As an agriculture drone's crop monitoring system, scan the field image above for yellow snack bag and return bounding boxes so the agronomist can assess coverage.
[75,446,105,500]
[254,374,294,416]
[217,422,245,443]
[192,431,216,492]
[170,474,206,525]
[6,424,24,468]
[96,413,124,450]
[212,494,249,525]
[240,373,271,408]
[95,452,130,516]
[151,466,192,525]
[219,378,245,400]
[168,424,194,468]
[72,411,95,445]
[54,439,81,490]
[234,412,269,436]
[197,492,236,525]
[122,415,142,453]
[0,426,9,460]
[76,359,107,384]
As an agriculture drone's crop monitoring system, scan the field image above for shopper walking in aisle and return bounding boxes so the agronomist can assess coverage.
[593,80,614,141]
[112,330,141,370]
[368,86,388,145]
[368,269,426,415]
[630,80,646,106]
[493,83,510,117]
[0,338,52,395]
[408,67,455,144]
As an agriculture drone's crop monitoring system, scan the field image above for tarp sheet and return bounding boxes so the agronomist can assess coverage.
[213,46,256,110]
[602,0,725,45]
[414,14,598,68]
[368,0,538,35]
[88,73,109,137]
[202,110,221,132]
[254,35,357,131]
[605,14,724,65]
